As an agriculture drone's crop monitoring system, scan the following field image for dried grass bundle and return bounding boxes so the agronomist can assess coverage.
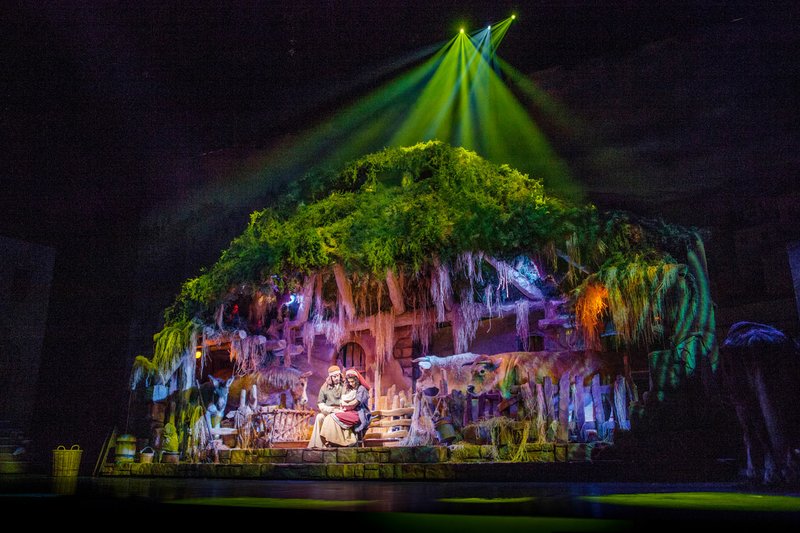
[515,299,530,351]
[430,259,452,323]
[410,307,434,355]
[320,320,346,348]
[535,383,547,444]
[302,322,315,363]
[371,311,396,362]
[400,391,438,446]
[452,302,483,354]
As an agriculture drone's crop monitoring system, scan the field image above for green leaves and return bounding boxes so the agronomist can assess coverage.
[159,141,696,338]
[152,319,199,383]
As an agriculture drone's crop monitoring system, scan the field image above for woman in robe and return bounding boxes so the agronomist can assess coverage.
[317,368,371,446]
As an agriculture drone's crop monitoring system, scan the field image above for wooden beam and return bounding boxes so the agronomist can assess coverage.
[485,256,545,301]
[385,268,406,315]
[287,300,548,336]
[333,263,355,320]
[294,273,316,324]
[337,302,537,333]
[556,249,590,274]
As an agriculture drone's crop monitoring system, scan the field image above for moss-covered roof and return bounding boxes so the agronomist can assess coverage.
[130,141,717,390]
[164,141,695,327]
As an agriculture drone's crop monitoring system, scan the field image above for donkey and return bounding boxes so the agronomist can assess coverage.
[200,375,234,429]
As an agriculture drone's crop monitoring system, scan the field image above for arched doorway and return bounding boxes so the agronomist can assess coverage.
[336,342,366,373]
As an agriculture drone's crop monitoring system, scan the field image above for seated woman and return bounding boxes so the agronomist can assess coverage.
[317,368,371,447]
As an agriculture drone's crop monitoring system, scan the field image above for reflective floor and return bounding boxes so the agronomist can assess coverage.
[2,475,800,531]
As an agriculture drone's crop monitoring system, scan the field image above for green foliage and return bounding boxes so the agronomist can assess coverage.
[158,141,698,345]
[151,319,200,383]
[130,355,159,390]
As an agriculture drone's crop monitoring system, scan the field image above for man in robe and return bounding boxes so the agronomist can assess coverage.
[307,365,344,448]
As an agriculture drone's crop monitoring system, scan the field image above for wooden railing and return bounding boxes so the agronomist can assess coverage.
[363,407,414,447]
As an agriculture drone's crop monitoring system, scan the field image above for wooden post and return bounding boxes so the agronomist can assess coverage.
[463,394,473,427]
[614,375,631,430]
[398,389,408,408]
[373,363,382,411]
[386,269,406,315]
[574,375,586,441]
[535,383,547,443]
[543,377,556,421]
[591,374,606,437]
[557,372,570,443]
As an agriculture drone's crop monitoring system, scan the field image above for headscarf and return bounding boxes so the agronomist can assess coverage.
[344,368,370,390]
[327,365,342,376]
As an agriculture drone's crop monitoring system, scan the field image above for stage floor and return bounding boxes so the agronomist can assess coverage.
[2,475,799,530]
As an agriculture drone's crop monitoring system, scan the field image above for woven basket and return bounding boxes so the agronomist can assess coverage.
[52,445,82,477]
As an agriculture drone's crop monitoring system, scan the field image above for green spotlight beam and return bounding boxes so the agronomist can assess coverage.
[463,38,580,199]
[390,37,462,145]
[167,17,584,230]
[495,56,585,138]
[456,32,479,149]
[488,17,514,51]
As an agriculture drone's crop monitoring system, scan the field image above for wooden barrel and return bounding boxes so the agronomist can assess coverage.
[114,434,137,464]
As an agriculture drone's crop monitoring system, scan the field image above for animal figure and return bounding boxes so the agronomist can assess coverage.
[720,321,800,484]
[227,366,312,410]
[201,375,233,429]
[464,351,612,399]
[413,353,482,395]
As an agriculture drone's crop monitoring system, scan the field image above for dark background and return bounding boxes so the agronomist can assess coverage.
[2,1,798,470]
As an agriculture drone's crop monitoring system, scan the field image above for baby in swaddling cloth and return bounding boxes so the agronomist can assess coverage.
[341,388,369,433]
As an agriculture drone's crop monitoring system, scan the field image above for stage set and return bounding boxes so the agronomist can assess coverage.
[101,139,727,481]
[101,17,799,486]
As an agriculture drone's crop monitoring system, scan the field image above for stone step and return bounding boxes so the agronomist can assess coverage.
[0,460,29,474]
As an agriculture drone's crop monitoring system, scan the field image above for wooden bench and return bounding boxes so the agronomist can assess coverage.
[363,407,414,447]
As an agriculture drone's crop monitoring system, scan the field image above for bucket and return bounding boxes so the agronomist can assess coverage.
[115,434,137,464]
[52,445,82,477]
[161,451,180,464]
[139,446,155,464]
[435,417,458,444]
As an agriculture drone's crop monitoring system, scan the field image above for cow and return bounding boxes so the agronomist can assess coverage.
[413,352,482,395]
[414,350,615,398]
[720,321,800,484]
[464,351,611,398]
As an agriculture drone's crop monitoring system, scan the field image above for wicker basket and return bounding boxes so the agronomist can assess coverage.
[52,445,82,477]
